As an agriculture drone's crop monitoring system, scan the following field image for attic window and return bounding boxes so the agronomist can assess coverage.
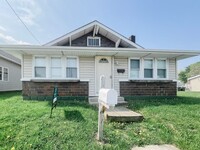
[87,37,101,47]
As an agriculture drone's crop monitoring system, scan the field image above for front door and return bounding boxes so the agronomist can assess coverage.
[95,56,112,95]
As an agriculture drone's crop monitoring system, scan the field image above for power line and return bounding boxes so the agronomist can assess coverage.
[5,0,41,45]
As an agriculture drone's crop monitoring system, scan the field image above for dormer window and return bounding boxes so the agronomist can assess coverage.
[87,37,101,47]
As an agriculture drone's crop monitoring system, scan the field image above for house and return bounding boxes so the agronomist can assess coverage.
[0,50,22,91]
[187,75,200,91]
[0,20,200,100]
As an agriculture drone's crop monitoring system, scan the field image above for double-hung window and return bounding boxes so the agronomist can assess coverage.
[87,37,101,47]
[157,60,167,78]
[144,59,153,78]
[130,59,140,79]
[35,57,46,78]
[51,57,62,78]
[3,68,8,81]
[66,57,78,78]
[0,67,2,81]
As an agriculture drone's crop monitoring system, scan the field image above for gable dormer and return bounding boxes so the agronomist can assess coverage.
[44,20,142,48]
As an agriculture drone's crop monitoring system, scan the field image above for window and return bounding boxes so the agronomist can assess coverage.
[157,60,167,78]
[99,58,109,63]
[0,67,2,81]
[51,57,62,78]
[144,59,153,78]
[3,68,8,81]
[87,37,100,47]
[130,59,140,78]
[35,57,46,78]
[66,57,78,78]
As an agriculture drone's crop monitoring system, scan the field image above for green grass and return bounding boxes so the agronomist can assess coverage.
[0,91,200,150]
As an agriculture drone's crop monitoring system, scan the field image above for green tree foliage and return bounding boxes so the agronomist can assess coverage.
[187,62,200,77]
[178,71,188,83]
[178,61,200,83]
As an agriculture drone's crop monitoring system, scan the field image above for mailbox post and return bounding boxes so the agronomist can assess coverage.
[97,88,118,141]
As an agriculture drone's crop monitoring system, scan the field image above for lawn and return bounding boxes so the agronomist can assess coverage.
[0,92,200,150]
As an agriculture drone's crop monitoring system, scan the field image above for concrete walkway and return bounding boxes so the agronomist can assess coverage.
[132,144,180,150]
[105,106,143,122]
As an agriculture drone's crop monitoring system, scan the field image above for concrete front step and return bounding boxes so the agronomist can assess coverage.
[89,96,127,106]
[105,106,143,122]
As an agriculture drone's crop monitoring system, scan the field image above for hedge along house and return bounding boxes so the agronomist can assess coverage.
[1,21,200,100]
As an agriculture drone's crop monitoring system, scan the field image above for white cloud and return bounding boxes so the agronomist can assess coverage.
[13,0,41,26]
[0,25,7,32]
[0,32,30,45]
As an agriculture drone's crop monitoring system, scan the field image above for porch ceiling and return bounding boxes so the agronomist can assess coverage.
[0,45,200,60]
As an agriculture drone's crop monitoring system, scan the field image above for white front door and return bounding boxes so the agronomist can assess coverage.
[95,56,112,95]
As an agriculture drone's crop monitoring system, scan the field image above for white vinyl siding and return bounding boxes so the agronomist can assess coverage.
[24,55,32,78]
[79,57,95,96]
[0,58,21,91]
[168,58,176,80]
[114,57,128,95]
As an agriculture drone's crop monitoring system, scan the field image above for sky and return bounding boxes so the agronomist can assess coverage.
[0,0,200,70]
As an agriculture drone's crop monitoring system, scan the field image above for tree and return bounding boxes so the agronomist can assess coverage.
[178,61,200,83]
[187,62,200,77]
[178,71,188,83]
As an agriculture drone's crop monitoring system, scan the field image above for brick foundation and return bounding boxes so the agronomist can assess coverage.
[120,80,177,96]
[22,81,88,100]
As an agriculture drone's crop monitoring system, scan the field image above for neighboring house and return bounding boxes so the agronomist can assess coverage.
[0,50,22,91]
[0,21,200,99]
[187,75,200,91]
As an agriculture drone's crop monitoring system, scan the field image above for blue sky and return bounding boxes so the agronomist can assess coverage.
[0,0,200,70]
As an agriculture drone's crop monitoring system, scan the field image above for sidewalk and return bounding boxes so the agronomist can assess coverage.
[132,144,180,150]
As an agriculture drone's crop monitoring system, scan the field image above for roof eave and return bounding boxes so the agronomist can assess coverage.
[0,45,200,60]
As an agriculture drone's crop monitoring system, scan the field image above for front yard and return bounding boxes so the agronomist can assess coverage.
[0,92,199,150]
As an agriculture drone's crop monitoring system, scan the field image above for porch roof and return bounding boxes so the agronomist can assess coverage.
[0,45,200,60]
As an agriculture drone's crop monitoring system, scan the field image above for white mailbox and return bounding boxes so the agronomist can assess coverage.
[98,88,118,108]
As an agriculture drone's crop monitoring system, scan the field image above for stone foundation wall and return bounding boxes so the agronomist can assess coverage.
[120,81,177,96]
[22,81,88,100]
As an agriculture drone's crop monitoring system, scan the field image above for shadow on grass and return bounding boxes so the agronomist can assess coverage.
[0,91,22,100]
[64,110,85,122]
[126,96,200,111]
[47,100,97,111]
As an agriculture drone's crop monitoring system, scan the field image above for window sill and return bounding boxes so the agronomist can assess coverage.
[128,79,173,82]
[30,78,80,82]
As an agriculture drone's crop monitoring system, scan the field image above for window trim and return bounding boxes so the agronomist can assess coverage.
[3,67,9,82]
[33,55,79,80]
[0,66,2,81]
[156,58,168,79]
[128,58,169,80]
[128,58,141,79]
[66,56,79,79]
[50,57,62,78]
[87,36,101,47]
[33,56,47,78]
[143,58,154,79]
